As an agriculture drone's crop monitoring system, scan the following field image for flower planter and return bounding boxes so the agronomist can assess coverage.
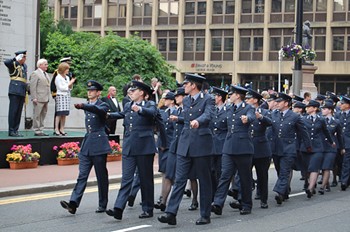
[107,155,122,162]
[9,161,38,170]
[57,158,79,166]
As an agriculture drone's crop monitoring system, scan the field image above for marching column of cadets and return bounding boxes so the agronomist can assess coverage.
[57,72,350,226]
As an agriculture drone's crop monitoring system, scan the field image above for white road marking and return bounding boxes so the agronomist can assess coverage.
[289,191,306,197]
[111,225,152,232]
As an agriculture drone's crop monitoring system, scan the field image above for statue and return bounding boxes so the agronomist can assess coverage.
[302,20,312,48]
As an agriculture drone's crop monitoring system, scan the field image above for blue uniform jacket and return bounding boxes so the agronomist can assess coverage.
[222,102,255,155]
[210,104,228,155]
[157,108,175,148]
[79,99,111,156]
[324,117,344,152]
[250,107,272,158]
[337,112,350,149]
[4,58,28,97]
[109,100,159,156]
[271,109,311,156]
[169,107,185,154]
[300,115,334,153]
[176,92,214,157]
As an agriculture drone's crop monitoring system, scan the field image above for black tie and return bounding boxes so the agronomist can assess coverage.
[178,107,182,114]
[191,97,195,104]
[310,115,314,122]
[233,105,237,112]
[216,107,219,113]
[326,117,330,123]
[280,112,283,118]
[344,112,347,118]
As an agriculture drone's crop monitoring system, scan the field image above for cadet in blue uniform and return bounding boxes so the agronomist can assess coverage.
[245,89,272,209]
[158,74,214,225]
[60,80,111,214]
[339,96,350,190]
[210,87,228,199]
[300,100,335,198]
[4,50,28,137]
[271,93,311,205]
[319,101,345,194]
[106,81,162,219]
[211,85,255,216]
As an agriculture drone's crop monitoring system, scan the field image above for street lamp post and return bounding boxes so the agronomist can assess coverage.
[292,0,303,95]
[278,48,283,92]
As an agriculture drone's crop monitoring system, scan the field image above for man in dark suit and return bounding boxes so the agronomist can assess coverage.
[60,80,111,214]
[106,80,165,220]
[4,50,28,137]
[158,73,214,226]
[211,85,255,216]
[101,86,121,134]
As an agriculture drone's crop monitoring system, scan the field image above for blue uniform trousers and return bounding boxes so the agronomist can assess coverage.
[273,155,296,196]
[8,94,25,134]
[166,155,212,218]
[70,154,108,208]
[129,168,140,198]
[341,149,350,184]
[114,155,154,213]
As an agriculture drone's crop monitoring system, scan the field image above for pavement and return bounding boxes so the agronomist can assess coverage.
[0,157,160,198]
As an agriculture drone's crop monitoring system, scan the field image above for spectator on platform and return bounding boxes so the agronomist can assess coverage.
[101,86,121,135]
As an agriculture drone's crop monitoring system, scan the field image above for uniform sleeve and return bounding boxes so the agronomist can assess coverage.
[259,110,272,126]
[336,121,345,150]
[138,101,157,118]
[296,116,311,148]
[196,96,214,125]
[82,102,109,118]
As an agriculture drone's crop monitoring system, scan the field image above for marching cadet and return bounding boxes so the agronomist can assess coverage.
[106,80,164,220]
[210,87,228,199]
[271,93,311,205]
[338,96,350,191]
[60,80,110,214]
[4,50,28,137]
[319,101,345,194]
[245,89,272,209]
[154,91,176,211]
[158,74,214,226]
[211,85,255,216]
[301,100,335,198]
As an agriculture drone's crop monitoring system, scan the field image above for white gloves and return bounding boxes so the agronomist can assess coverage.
[15,54,24,61]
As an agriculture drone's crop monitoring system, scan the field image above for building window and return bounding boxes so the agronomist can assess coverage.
[157,31,178,61]
[107,0,127,26]
[184,0,206,24]
[130,31,151,42]
[132,0,152,25]
[158,0,179,25]
[334,0,345,11]
[303,0,313,12]
[241,0,264,23]
[313,28,326,60]
[183,30,205,61]
[82,0,102,27]
[316,0,327,11]
[211,29,234,61]
[60,0,78,27]
[271,0,282,12]
[333,0,350,21]
[212,0,235,24]
[271,0,295,22]
[239,29,263,61]
[331,28,350,61]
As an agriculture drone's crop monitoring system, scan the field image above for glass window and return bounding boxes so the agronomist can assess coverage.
[170,2,179,15]
[270,37,281,50]
[198,2,207,15]
[212,38,222,51]
[61,7,69,18]
[242,0,252,13]
[240,38,251,50]
[184,38,194,51]
[108,5,118,18]
[144,3,152,16]
[169,38,177,51]
[158,39,167,51]
[133,3,142,16]
[119,4,126,17]
[255,0,264,13]
[71,6,78,18]
[185,2,195,15]
[347,37,350,50]
[333,36,344,50]
[254,37,263,50]
[303,0,313,12]
[84,6,93,18]
[159,2,168,16]
[285,0,295,12]
[196,38,205,51]
[213,1,223,14]
[315,36,326,50]
[226,0,235,14]
[271,0,281,12]
[224,38,234,51]
[94,5,102,18]
[334,0,345,11]
[316,0,327,11]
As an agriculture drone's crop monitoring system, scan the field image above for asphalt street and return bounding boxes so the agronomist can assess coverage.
[1,169,350,232]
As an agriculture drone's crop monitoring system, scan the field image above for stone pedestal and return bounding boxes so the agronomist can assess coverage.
[300,64,318,99]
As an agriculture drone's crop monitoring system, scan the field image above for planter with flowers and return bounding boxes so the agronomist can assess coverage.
[281,43,317,64]
[6,144,40,169]
[53,142,80,165]
[107,140,122,162]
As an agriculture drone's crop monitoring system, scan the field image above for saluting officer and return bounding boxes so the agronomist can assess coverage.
[60,80,111,214]
[338,96,350,190]
[4,50,28,137]
[106,81,163,219]
[245,89,272,209]
[210,87,228,199]
[211,85,255,216]
[271,93,311,205]
[158,74,214,226]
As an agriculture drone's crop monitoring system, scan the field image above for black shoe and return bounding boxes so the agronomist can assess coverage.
[317,180,323,184]
[139,211,153,219]
[275,194,283,205]
[318,188,324,195]
[127,196,135,207]
[184,189,191,198]
[331,181,338,187]
[60,131,67,136]
[158,213,177,225]
[60,200,77,214]
[229,199,242,210]
[227,189,234,197]
[95,207,106,213]
[188,202,198,211]
[300,177,305,181]
[325,186,331,192]
[154,203,166,212]
[195,217,210,225]
[106,208,123,220]
[260,202,268,209]
[53,131,61,136]
[156,196,163,204]
[9,132,23,137]
[211,204,222,215]
[312,189,316,195]
[35,132,49,136]
[305,189,313,198]
[240,208,251,215]
[341,183,347,191]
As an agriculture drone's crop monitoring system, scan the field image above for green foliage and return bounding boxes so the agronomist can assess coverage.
[43,31,176,99]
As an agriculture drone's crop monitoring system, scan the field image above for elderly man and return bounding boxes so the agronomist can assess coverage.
[102,86,121,134]
[29,59,50,136]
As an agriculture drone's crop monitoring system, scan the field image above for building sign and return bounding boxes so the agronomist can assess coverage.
[190,63,223,72]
